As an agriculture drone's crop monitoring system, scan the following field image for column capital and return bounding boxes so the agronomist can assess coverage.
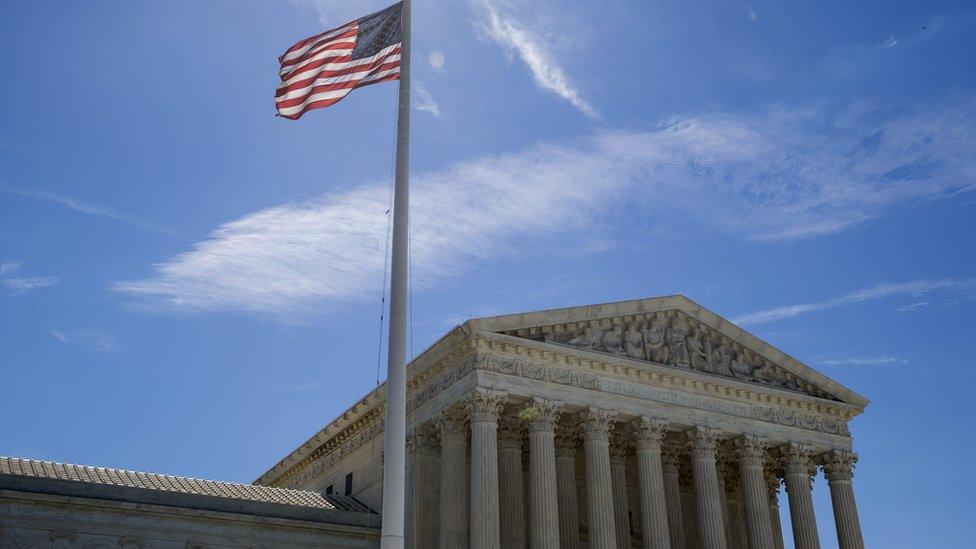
[736,435,770,466]
[763,467,782,504]
[497,415,524,448]
[686,426,722,458]
[820,450,858,482]
[520,396,562,433]
[661,441,685,474]
[411,424,441,457]
[609,429,631,462]
[781,443,817,491]
[631,416,668,451]
[436,406,468,437]
[467,387,506,424]
[781,443,816,473]
[554,423,579,455]
[578,407,616,442]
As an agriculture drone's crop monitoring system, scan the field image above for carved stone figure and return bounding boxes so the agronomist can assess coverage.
[601,325,624,355]
[642,313,670,363]
[623,322,644,359]
[729,351,754,380]
[711,343,732,376]
[687,327,710,372]
[567,325,604,350]
[666,318,690,366]
[753,360,795,390]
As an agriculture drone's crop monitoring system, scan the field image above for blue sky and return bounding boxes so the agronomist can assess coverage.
[2,0,974,546]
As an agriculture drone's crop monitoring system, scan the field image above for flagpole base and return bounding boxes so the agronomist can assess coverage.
[380,535,404,549]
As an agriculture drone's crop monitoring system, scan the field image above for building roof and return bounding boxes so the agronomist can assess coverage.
[0,455,373,514]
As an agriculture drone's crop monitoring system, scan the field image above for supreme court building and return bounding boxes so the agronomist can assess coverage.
[1,296,868,548]
[259,295,868,549]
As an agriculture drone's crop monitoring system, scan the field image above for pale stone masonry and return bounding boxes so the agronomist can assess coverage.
[254,295,869,548]
[0,456,380,547]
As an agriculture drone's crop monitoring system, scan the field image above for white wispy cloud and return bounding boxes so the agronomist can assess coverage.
[735,278,976,325]
[746,6,758,21]
[818,356,907,366]
[289,0,378,26]
[115,96,976,318]
[0,186,175,236]
[413,86,441,117]
[0,261,20,276]
[882,34,899,48]
[897,301,929,313]
[1,261,59,297]
[51,330,118,353]
[476,0,597,117]
[428,51,445,70]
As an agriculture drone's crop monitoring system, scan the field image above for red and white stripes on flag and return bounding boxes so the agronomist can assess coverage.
[275,2,403,120]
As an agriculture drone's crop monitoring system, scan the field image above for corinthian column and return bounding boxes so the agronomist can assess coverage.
[498,415,527,549]
[610,432,632,549]
[687,427,728,549]
[736,436,775,549]
[410,426,441,549]
[468,388,506,549]
[661,443,685,549]
[821,451,864,549]
[437,408,468,549]
[719,456,748,549]
[782,444,820,549]
[765,467,785,549]
[579,407,617,549]
[555,427,580,549]
[631,417,670,549]
[525,397,562,549]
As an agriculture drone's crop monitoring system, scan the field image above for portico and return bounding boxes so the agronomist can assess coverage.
[257,296,869,549]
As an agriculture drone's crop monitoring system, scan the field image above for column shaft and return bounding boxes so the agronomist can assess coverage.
[661,446,685,549]
[411,429,441,548]
[765,469,785,549]
[687,427,728,549]
[580,408,617,549]
[716,467,733,548]
[610,452,632,548]
[822,451,865,549]
[633,418,671,549]
[498,420,527,549]
[737,437,775,549]
[782,444,821,549]
[469,389,505,549]
[555,436,580,549]
[437,411,468,549]
[727,499,749,549]
[770,500,785,549]
[527,398,561,549]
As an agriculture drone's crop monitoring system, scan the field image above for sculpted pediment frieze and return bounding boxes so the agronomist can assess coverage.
[500,309,835,401]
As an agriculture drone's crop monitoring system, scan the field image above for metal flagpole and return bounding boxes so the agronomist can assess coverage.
[381,0,410,547]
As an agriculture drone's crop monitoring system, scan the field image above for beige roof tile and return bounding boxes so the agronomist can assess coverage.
[0,456,371,514]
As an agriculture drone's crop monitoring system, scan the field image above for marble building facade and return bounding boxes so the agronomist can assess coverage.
[258,295,869,549]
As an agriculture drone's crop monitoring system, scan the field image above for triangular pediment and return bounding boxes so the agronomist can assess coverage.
[468,295,868,407]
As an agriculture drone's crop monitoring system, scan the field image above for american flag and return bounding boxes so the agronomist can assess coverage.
[275,2,402,120]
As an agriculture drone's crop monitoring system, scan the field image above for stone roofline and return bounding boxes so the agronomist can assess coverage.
[255,295,869,488]
[0,475,378,528]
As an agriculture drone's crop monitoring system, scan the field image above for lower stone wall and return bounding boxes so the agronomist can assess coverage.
[0,490,380,549]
